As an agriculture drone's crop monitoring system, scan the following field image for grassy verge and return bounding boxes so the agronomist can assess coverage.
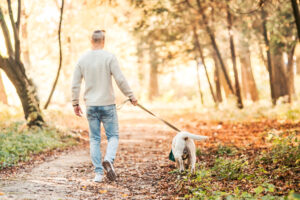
[0,122,78,169]
[173,131,299,199]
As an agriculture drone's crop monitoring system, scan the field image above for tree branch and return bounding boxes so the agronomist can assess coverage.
[16,0,21,33]
[44,0,64,109]
[0,7,14,56]
[0,54,8,70]
[7,0,21,61]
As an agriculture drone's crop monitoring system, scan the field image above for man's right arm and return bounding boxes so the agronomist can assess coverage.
[110,55,137,104]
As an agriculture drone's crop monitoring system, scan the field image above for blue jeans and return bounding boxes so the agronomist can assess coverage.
[86,105,119,174]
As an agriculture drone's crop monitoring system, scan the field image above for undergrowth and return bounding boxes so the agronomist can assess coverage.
[175,132,300,199]
[0,122,78,169]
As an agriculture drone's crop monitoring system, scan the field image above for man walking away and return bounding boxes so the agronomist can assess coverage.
[72,30,137,182]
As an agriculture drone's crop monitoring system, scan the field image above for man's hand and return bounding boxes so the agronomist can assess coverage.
[130,98,138,106]
[73,105,83,117]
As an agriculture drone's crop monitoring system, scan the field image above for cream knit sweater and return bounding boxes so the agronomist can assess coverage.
[71,49,135,106]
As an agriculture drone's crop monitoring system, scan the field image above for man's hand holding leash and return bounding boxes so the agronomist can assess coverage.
[130,98,138,106]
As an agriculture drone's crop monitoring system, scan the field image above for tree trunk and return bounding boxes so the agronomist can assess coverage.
[0,71,8,104]
[0,4,44,126]
[239,39,259,101]
[195,60,204,105]
[148,43,159,101]
[214,56,222,103]
[44,0,64,109]
[137,39,145,88]
[258,43,268,71]
[296,44,300,75]
[287,46,296,102]
[0,58,44,126]
[193,27,217,104]
[195,0,234,95]
[21,1,31,69]
[290,0,300,42]
[261,8,276,105]
[227,4,243,109]
[271,48,289,101]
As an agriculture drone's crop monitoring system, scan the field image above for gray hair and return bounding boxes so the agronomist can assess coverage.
[91,30,105,43]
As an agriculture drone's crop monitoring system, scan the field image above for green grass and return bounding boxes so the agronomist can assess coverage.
[0,122,78,169]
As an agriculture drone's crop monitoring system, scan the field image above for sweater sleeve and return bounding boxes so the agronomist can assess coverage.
[110,55,135,99]
[71,63,83,105]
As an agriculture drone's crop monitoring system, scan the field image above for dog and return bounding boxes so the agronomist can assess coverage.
[172,131,208,173]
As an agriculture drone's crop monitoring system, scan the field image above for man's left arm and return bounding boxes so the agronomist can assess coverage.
[71,64,83,116]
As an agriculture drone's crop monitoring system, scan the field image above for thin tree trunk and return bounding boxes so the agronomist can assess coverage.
[195,59,204,105]
[21,0,31,69]
[195,0,234,95]
[0,71,8,104]
[291,0,300,42]
[287,45,296,103]
[213,54,222,103]
[296,44,300,75]
[272,48,289,101]
[261,8,276,105]
[193,27,217,104]
[226,4,243,109]
[218,59,233,97]
[239,38,259,101]
[44,0,64,109]
[148,43,159,101]
[259,43,268,71]
[137,38,145,88]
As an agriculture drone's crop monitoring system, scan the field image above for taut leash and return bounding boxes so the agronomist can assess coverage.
[117,99,179,162]
[117,99,181,132]
[136,103,181,132]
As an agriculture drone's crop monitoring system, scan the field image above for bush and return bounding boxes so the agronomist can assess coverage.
[212,158,248,180]
[260,132,299,168]
[0,122,77,169]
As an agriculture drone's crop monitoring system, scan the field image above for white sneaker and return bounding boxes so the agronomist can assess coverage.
[93,173,103,182]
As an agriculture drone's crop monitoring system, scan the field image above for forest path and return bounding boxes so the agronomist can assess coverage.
[0,107,178,200]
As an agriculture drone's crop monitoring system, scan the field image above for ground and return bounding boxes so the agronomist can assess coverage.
[0,107,178,200]
[0,106,299,199]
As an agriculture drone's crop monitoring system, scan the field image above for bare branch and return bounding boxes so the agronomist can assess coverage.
[0,7,14,56]
[16,0,21,32]
[44,0,65,109]
[7,0,21,61]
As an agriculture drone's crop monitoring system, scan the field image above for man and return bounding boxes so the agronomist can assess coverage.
[72,30,137,182]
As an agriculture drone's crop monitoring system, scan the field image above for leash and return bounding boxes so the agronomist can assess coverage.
[117,99,179,162]
[136,103,181,132]
[117,99,181,132]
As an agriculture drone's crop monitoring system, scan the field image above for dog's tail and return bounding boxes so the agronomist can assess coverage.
[181,132,208,141]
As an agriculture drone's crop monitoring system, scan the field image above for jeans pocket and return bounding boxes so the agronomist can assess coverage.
[86,106,97,119]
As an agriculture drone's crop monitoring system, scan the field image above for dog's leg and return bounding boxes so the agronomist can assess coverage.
[190,153,196,174]
[175,158,180,170]
[186,140,197,174]
[175,156,185,172]
[178,157,184,172]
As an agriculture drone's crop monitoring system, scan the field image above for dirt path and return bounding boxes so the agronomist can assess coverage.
[0,108,178,200]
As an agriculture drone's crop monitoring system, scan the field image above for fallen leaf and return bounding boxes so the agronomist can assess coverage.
[99,190,107,194]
